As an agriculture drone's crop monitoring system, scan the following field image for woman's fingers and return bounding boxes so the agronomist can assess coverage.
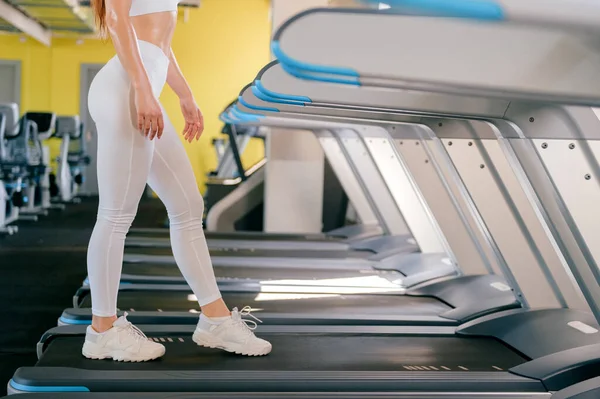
[183,122,191,142]
[157,114,165,139]
[185,121,193,141]
[148,117,158,140]
[143,115,153,137]
[137,114,144,133]
[187,124,196,142]
[138,112,164,140]
[195,122,203,141]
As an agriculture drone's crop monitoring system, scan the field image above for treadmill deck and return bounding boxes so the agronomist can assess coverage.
[38,333,526,372]
[125,247,374,259]
[79,291,451,318]
[13,328,543,394]
[120,262,400,281]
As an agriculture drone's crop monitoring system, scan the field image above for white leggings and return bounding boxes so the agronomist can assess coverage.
[87,40,221,317]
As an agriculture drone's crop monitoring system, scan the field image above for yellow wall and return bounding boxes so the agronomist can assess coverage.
[0,0,271,192]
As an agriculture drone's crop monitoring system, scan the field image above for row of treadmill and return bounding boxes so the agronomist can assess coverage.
[0,103,90,235]
[7,2,600,398]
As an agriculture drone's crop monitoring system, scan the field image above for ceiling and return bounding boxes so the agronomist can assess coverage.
[0,0,201,44]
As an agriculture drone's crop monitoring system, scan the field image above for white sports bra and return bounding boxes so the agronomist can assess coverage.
[130,0,180,17]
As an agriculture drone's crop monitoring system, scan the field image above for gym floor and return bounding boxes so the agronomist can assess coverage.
[0,196,167,395]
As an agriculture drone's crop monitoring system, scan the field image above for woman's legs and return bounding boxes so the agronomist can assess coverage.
[86,91,270,357]
[147,109,228,316]
[83,83,166,361]
[148,110,271,356]
[87,107,156,330]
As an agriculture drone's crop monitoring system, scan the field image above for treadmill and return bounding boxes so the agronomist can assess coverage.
[126,92,422,254]
[127,127,385,250]
[124,144,421,266]
[130,122,383,248]
[11,310,600,395]
[124,139,422,266]
[12,4,600,396]
[118,95,470,289]
[63,272,518,327]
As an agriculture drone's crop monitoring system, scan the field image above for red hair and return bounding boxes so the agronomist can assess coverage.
[91,0,107,36]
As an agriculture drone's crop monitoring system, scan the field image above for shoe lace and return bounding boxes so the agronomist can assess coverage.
[235,306,263,333]
[116,313,150,343]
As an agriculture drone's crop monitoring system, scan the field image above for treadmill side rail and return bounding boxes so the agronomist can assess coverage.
[551,376,600,399]
[457,308,600,391]
[510,343,600,392]
[1,393,557,399]
[458,309,600,359]
[327,223,382,240]
[409,274,520,323]
[349,234,415,254]
[375,252,457,288]
[10,368,546,394]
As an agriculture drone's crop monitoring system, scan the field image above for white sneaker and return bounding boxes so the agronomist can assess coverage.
[193,306,272,356]
[82,313,166,362]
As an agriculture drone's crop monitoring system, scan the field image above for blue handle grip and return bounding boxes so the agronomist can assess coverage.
[231,105,264,122]
[238,96,280,113]
[280,62,361,86]
[251,85,305,106]
[220,112,236,124]
[255,80,312,103]
[365,0,504,20]
[272,41,359,78]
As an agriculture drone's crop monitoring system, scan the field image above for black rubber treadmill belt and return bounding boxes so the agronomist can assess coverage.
[122,262,393,281]
[81,291,450,317]
[126,247,373,259]
[38,334,526,372]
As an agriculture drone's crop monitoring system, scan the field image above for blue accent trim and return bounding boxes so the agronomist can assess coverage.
[219,113,230,123]
[9,380,90,393]
[367,0,505,20]
[221,112,236,124]
[59,315,90,325]
[251,85,304,106]
[255,80,312,103]
[272,41,359,77]
[281,62,361,86]
[230,107,248,121]
[238,96,280,113]
[231,105,264,122]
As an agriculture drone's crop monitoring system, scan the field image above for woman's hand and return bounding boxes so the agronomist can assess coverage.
[131,85,164,140]
[180,96,204,143]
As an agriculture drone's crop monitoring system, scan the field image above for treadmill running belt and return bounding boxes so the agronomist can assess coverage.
[126,247,373,259]
[81,291,451,316]
[121,262,395,281]
[38,335,526,372]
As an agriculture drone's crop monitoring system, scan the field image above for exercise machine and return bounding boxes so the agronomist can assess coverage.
[55,115,89,203]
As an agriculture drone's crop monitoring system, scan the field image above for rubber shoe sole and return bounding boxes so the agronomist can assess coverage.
[82,344,165,362]
[192,332,271,357]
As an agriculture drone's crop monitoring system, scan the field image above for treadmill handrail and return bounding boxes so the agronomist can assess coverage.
[273,8,600,107]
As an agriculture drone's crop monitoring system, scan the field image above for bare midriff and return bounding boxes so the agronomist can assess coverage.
[131,11,177,56]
